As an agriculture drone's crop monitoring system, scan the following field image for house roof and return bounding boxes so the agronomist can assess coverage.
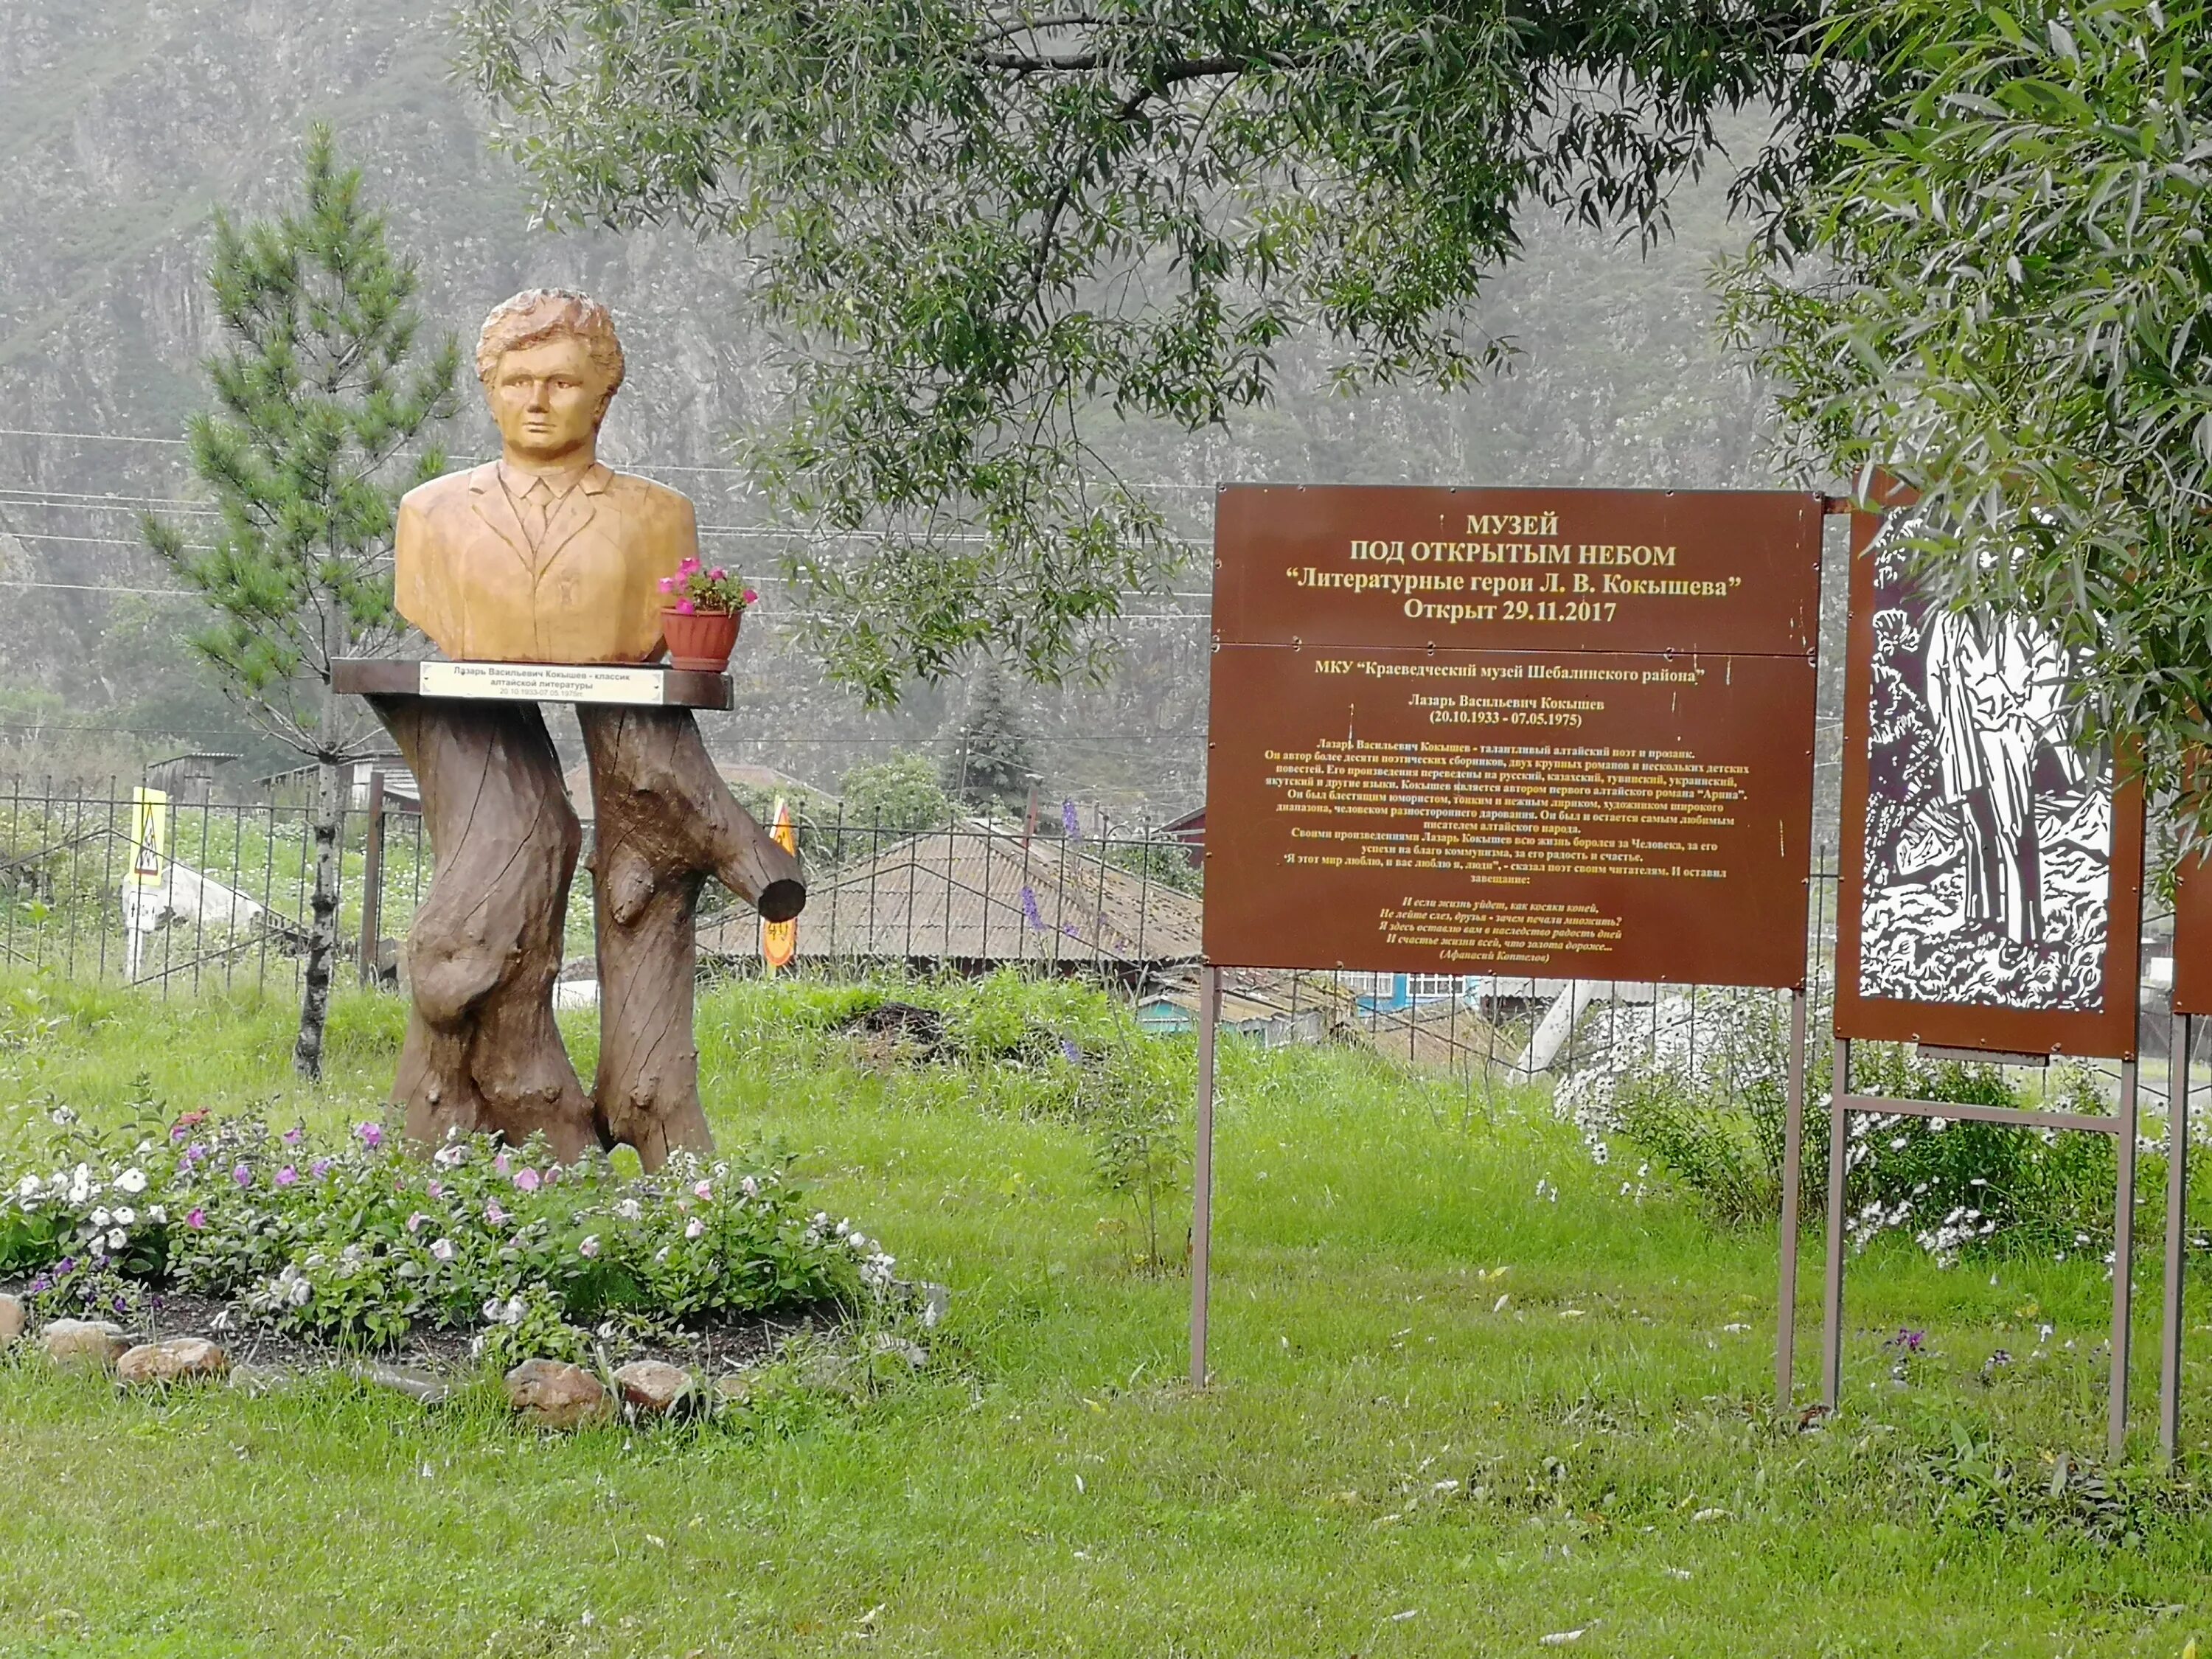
[697,824,1203,966]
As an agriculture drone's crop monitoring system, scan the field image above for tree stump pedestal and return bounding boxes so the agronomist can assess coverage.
[335,659,804,1168]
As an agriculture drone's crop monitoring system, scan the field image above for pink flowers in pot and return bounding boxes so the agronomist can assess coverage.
[658,555,757,616]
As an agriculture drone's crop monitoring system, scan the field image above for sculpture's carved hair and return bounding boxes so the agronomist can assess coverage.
[474,288,626,400]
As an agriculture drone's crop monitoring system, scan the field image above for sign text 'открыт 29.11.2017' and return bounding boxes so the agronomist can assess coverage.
[1202,487,1824,991]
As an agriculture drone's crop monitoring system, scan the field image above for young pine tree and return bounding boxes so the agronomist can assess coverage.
[144,125,460,1079]
[941,667,1040,818]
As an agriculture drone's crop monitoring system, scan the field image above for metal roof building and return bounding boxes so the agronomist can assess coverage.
[697,824,1203,971]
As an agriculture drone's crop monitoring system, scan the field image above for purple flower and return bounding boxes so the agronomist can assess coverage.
[357,1122,383,1150]
[493,1152,511,1177]
[232,1164,253,1188]
[484,1200,507,1226]
[170,1123,189,1142]
[276,1166,299,1188]
[282,1127,305,1147]
[182,1143,206,1167]
[426,1180,445,1199]
[1060,1038,1082,1064]
[1061,799,1081,840]
[185,1207,206,1230]
[1020,885,1044,931]
[513,1168,541,1194]
[310,1158,331,1180]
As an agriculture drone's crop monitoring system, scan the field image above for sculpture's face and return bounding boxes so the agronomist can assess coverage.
[487,335,611,464]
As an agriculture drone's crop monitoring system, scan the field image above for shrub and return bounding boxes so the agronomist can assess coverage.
[1557,987,2145,1262]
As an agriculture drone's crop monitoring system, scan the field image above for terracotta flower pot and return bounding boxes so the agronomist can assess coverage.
[661,606,740,672]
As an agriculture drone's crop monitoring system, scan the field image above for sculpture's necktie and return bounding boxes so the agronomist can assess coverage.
[514,474,550,551]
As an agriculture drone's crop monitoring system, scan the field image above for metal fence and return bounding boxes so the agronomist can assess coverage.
[0,774,2181,1115]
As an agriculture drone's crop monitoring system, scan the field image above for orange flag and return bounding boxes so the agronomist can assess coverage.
[761,796,799,972]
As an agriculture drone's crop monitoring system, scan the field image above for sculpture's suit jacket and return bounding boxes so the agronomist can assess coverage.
[394,461,698,663]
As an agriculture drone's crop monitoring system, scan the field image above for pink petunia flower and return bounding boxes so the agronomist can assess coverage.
[232,1164,253,1188]
[358,1122,383,1150]
[185,1207,206,1230]
[742,588,757,606]
[406,1211,431,1234]
[494,1152,511,1177]
[485,1200,507,1226]
[429,1238,455,1262]
[675,598,695,615]
[276,1166,299,1187]
[282,1127,305,1147]
[426,1180,444,1199]
[513,1168,541,1193]
[709,567,726,581]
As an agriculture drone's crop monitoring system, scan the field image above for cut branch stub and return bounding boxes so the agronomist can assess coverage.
[368,694,599,1161]
[580,706,805,1168]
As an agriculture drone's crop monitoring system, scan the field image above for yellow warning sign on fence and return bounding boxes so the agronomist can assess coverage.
[761,797,798,972]
[126,786,169,889]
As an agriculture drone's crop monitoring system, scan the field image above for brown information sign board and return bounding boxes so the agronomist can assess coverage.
[1204,486,1823,988]
[1832,495,2144,1058]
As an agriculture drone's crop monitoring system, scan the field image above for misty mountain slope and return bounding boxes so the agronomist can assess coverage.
[0,1,1798,812]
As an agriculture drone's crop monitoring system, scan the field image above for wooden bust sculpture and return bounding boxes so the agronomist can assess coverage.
[368,288,802,1170]
[395,289,693,664]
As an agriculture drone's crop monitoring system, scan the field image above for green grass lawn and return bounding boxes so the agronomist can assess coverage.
[0,975,2208,1657]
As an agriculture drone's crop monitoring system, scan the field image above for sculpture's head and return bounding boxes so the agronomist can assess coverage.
[475,288,627,467]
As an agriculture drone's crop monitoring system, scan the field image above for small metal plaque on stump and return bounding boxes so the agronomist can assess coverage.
[333,658,731,710]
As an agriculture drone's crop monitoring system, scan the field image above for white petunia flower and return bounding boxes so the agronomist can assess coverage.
[113,1207,136,1226]
[105,1228,128,1250]
[90,1207,111,1228]
[114,1168,147,1194]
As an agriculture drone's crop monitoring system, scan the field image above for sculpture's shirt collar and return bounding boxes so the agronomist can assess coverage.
[498,458,597,499]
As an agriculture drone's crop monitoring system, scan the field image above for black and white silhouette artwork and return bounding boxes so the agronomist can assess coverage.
[1857,516,2112,1011]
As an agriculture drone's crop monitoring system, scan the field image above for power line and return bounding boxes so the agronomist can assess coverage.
[0,425,1220,489]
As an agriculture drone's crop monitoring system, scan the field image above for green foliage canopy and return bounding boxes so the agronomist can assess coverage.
[841,751,954,836]
[1722,0,2212,813]
[454,1,1849,702]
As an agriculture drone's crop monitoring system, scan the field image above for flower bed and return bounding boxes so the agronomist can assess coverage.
[1,1109,900,1368]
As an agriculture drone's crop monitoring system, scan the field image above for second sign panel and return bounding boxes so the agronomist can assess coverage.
[1833,495,2143,1059]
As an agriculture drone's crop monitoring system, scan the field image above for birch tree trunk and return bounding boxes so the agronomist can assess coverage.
[293,755,344,1080]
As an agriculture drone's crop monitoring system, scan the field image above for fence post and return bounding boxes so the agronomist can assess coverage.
[358,770,386,987]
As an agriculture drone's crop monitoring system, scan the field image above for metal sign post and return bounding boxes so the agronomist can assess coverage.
[1190,964,1220,1388]
[2162,1010,2192,1462]
[1775,985,1809,1411]
[1818,1040,2141,1459]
